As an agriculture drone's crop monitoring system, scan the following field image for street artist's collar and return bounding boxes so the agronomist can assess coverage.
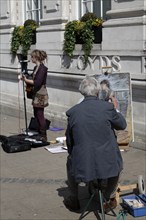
[84,96,98,101]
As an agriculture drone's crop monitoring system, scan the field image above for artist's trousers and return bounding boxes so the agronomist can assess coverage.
[33,107,46,133]
[66,155,121,200]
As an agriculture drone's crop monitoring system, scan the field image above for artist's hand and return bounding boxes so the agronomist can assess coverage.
[110,96,118,109]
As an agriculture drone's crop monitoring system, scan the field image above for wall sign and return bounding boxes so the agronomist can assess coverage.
[62,55,122,72]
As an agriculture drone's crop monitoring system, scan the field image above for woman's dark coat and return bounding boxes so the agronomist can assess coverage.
[66,96,127,183]
[33,63,48,93]
[32,63,48,108]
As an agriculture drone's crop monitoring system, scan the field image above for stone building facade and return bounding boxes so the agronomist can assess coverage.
[0,0,145,149]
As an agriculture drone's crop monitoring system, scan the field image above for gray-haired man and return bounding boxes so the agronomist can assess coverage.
[64,76,127,212]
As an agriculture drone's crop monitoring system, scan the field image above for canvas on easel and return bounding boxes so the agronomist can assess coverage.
[94,72,133,150]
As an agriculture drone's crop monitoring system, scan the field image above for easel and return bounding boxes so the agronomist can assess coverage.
[95,67,146,205]
[98,66,132,146]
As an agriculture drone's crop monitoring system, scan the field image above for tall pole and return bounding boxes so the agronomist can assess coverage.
[19,54,28,135]
[22,71,28,135]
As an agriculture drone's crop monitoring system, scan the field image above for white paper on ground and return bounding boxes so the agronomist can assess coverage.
[45,145,67,153]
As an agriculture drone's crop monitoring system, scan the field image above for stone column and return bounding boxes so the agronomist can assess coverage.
[102,0,146,51]
[101,0,146,150]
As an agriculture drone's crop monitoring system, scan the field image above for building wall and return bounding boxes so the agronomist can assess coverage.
[0,0,146,150]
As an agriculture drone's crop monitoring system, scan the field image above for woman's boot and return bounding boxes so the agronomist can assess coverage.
[40,130,47,142]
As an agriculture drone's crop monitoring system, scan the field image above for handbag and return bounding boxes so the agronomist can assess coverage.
[32,85,48,107]
[28,117,51,131]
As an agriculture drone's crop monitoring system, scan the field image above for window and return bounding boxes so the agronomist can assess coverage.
[79,0,111,20]
[25,0,42,23]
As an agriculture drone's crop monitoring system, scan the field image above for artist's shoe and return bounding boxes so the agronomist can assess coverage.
[103,198,117,213]
[64,196,80,211]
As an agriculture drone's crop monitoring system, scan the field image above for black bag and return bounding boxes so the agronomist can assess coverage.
[0,135,31,153]
[28,117,51,131]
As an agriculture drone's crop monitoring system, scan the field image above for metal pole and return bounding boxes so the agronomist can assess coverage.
[22,72,28,135]
[19,54,28,135]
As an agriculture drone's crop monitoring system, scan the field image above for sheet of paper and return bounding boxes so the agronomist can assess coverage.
[45,145,67,153]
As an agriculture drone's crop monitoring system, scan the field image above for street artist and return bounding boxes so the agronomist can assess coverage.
[64,76,127,212]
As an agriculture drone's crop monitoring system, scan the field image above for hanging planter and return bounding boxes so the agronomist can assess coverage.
[63,13,104,64]
[31,29,36,45]
[75,34,84,44]
[92,26,102,44]
[24,19,37,45]
[11,19,38,56]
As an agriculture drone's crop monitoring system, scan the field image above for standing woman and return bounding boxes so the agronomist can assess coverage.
[22,49,49,141]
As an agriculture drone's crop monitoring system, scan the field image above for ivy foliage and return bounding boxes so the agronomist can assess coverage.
[63,12,103,64]
[11,19,38,56]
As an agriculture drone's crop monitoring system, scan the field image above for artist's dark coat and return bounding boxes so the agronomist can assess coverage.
[66,96,127,183]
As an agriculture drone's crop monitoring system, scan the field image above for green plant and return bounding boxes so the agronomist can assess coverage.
[11,19,38,56]
[79,21,94,63]
[24,19,38,29]
[63,13,103,64]
[92,18,103,27]
[21,26,36,55]
[63,20,77,57]
[11,26,24,54]
[80,12,97,22]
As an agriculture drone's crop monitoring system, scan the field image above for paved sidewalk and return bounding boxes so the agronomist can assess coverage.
[0,113,146,220]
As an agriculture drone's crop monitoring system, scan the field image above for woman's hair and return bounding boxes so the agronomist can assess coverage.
[31,49,47,62]
[79,76,100,97]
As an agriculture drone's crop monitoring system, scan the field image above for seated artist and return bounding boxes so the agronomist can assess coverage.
[64,76,127,212]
